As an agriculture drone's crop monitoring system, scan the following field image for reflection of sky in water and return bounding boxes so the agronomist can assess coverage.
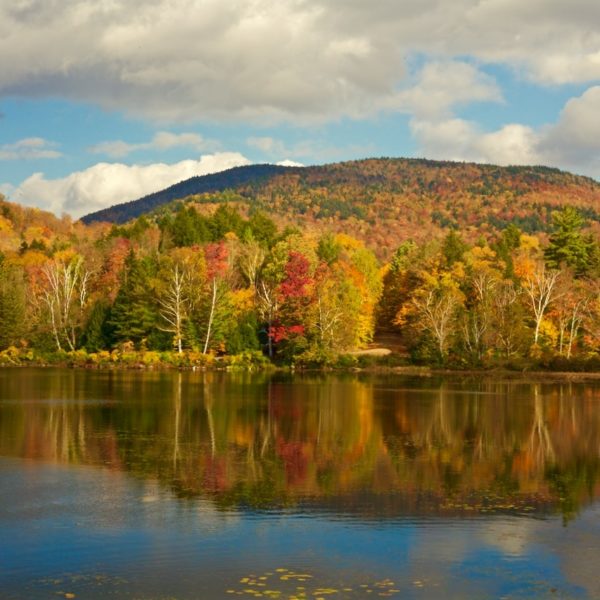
[1,458,597,599]
[2,369,600,599]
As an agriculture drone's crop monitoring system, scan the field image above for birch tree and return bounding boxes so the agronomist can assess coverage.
[159,264,188,354]
[520,262,561,345]
[41,254,90,351]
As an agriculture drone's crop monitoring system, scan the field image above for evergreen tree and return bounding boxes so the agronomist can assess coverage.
[80,300,111,352]
[168,206,210,247]
[247,210,277,247]
[0,260,26,349]
[208,205,244,240]
[442,230,468,267]
[108,251,160,348]
[545,207,592,275]
[317,233,341,265]
[493,223,522,279]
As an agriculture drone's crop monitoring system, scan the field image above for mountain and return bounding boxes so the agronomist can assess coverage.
[81,164,296,225]
[81,158,600,258]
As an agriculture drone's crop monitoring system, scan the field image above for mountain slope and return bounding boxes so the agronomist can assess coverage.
[81,164,296,225]
[81,158,600,258]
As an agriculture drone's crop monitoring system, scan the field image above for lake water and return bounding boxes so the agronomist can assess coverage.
[1,368,600,599]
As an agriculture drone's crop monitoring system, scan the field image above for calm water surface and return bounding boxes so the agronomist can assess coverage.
[1,368,600,599]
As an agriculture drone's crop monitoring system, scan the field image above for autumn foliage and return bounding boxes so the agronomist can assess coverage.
[1,181,599,369]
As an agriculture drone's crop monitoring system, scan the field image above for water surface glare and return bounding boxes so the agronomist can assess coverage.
[1,368,600,599]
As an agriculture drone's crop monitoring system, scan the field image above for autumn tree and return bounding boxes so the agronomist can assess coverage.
[490,279,528,358]
[459,246,501,363]
[188,242,232,354]
[158,263,188,354]
[397,271,464,363]
[520,262,562,347]
[40,253,91,351]
[550,273,594,358]
[270,250,315,358]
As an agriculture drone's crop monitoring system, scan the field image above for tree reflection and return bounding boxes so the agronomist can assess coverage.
[1,370,600,520]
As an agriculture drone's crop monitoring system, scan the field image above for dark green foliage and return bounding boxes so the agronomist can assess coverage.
[225,312,261,354]
[19,239,48,255]
[81,301,111,352]
[109,215,152,241]
[317,233,341,265]
[493,224,522,279]
[315,197,366,220]
[389,240,418,272]
[108,251,160,348]
[247,210,277,247]
[163,206,210,247]
[159,204,251,248]
[442,230,468,266]
[209,205,245,240]
[545,207,593,275]
[0,260,26,349]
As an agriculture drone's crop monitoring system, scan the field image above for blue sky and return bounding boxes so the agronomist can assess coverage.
[0,0,599,218]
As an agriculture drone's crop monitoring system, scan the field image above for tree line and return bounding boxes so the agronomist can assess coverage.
[0,199,599,368]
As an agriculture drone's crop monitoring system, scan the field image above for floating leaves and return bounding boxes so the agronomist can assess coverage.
[227,569,402,598]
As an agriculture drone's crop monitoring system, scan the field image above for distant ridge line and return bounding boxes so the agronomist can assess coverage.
[80,157,599,226]
[80,163,299,224]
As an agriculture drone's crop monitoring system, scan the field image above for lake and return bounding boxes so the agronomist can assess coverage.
[1,368,600,599]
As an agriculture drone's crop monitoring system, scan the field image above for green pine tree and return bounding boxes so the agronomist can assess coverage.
[108,251,160,348]
[80,300,111,352]
[545,207,592,275]
[0,260,27,350]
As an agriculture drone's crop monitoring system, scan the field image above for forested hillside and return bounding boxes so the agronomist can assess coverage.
[82,158,600,261]
[1,189,600,370]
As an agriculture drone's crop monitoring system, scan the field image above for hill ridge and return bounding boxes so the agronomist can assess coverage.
[81,163,298,225]
[79,157,600,259]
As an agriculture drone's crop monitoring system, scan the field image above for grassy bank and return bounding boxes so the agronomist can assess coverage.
[1,345,600,380]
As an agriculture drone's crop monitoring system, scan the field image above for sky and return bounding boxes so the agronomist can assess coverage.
[0,0,599,219]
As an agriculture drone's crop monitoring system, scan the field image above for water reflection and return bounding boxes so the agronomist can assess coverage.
[1,369,600,522]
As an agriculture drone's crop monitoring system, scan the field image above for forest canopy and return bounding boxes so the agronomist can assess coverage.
[1,185,599,370]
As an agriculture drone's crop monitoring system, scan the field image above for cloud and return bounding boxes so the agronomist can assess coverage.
[89,131,210,158]
[246,135,374,164]
[0,137,61,160]
[537,86,600,168]
[0,182,14,197]
[410,85,600,178]
[2,1,597,123]
[276,159,304,167]
[11,152,251,218]
[246,136,285,155]
[392,61,502,119]
[411,118,539,166]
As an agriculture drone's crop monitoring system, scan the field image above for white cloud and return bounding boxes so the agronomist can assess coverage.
[0,137,61,160]
[392,61,502,119]
[411,118,539,166]
[3,1,598,122]
[11,152,251,218]
[410,86,600,178]
[246,135,374,163]
[89,131,210,158]
[276,159,304,167]
[538,86,600,168]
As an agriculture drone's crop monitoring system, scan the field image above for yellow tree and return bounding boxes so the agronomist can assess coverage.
[41,252,91,351]
[397,268,464,362]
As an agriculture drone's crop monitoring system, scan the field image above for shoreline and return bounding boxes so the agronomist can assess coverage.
[1,359,600,382]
